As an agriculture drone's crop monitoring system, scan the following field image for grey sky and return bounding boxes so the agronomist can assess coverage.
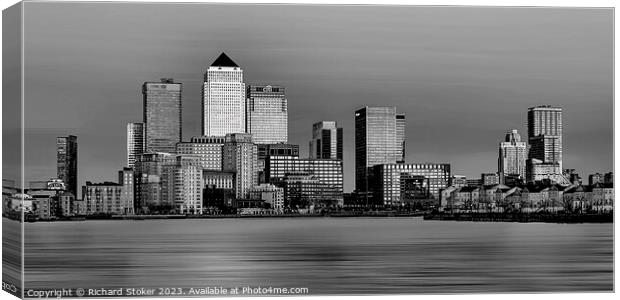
[13,2,613,193]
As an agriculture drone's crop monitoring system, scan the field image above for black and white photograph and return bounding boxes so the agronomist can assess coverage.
[1,0,616,298]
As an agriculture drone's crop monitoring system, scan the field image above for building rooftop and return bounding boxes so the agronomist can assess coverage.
[211,52,239,67]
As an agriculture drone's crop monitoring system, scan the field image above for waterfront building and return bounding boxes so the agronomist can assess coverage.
[134,152,175,212]
[282,172,342,208]
[371,163,451,206]
[246,85,288,144]
[264,155,344,205]
[309,121,343,160]
[527,158,569,185]
[249,184,285,212]
[161,155,204,214]
[176,136,225,171]
[355,106,405,194]
[59,192,76,217]
[57,135,78,197]
[527,105,563,181]
[498,129,527,181]
[28,188,60,219]
[203,53,245,136]
[222,133,258,199]
[143,78,182,153]
[118,168,135,215]
[127,122,145,168]
[257,143,300,183]
[82,182,124,215]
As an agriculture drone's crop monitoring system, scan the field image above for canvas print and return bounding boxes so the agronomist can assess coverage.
[1,1,614,298]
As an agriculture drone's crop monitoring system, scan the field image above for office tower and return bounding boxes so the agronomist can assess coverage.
[498,129,527,180]
[134,152,175,212]
[118,168,135,215]
[57,135,78,197]
[246,85,288,144]
[264,155,344,205]
[309,121,343,160]
[371,163,451,205]
[396,114,406,162]
[127,122,145,168]
[176,136,226,171]
[143,78,182,153]
[282,173,342,208]
[527,106,563,181]
[161,156,204,214]
[203,52,245,136]
[355,106,405,194]
[257,144,300,160]
[222,133,258,199]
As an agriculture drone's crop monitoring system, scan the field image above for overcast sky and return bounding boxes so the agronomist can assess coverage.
[12,2,613,192]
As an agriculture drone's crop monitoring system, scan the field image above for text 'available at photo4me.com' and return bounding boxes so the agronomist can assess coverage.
[22,286,310,298]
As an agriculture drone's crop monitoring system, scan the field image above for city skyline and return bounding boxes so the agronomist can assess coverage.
[13,3,613,193]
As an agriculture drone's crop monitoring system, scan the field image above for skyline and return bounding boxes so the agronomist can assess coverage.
[9,3,613,193]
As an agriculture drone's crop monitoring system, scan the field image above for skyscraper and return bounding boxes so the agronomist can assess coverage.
[203,52,246,136]
[246,85,288,144]
[143,78,182,153]
[354,106,405,194]
[498,129,527,180]
[57,135,77,197]
[527,105,563,182]
[309,121,343,160]
[127,122,145,168]
[222,133,258,199]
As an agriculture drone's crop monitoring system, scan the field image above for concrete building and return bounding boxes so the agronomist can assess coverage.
[203,52,245,136]
[161,156,204,214]
[57,135,78,197]
[249,184,285,212]
[134,152,175,212]
[371,163,451,206]
[355,106,405,194]
[176,136,225,171]
[481,173,501,186]
[118,168,135,215]
[527,158,569,185]
[143,78,182,153]
[246,85,288,144]
[498,129,527,180]
[127,122,145,168]
[82,182,124,215]
[309,121,343,160]
[222,133,258,199]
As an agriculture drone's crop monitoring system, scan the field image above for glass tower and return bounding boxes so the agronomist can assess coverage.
[246,85,288,144]
[126,122,145,168]
[309,121,343,160]
[57,135,78,197]
[143,78,182,153]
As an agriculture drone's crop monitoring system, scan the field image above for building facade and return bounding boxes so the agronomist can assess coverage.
[82,182,124,215]
[176,136,225,171]
[309,121,343,160]
[246,85,288,144]
[203,52,245,136]
[527,105,563,181]
[118,168,135,215]
[143,78,182,153]
[160,156,204,214]
[57,135,78,197]
[127,122,145,168]
[249,184,285,212]
[498,129,527,180]
[371,163,451,205]
[222,133,258,199]
[354,106,405,194]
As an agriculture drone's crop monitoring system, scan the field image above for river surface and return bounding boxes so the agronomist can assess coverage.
[10,217,614,295]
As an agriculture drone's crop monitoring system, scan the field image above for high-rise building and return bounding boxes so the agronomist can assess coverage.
[127,122,145,168]
[222,133,258,199]
[309,121,343,160]
[161,156,204,214]
[143,78,182,153]
[118,168,135,215]
[371,163,451,205]
[355,106,405,194]
[527,106,563,181]
[134,152,175,212]
[246,85,288,144]
[176,136,225,171]
[203,53,245,136]
[498,129,527,180]
[57,135,78,197]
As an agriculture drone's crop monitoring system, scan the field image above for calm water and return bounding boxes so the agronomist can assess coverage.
[16,217,614,294]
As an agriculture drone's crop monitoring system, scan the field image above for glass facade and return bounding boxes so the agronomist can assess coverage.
[176,136,225,171]
[56,135,77,197]
[372,163,451,205]
[355,107,404,193]
[203,54,245,136]
[309,121,343,160]
[126,122,144,168]
[246,85,288,144]
[143,79,182,153]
